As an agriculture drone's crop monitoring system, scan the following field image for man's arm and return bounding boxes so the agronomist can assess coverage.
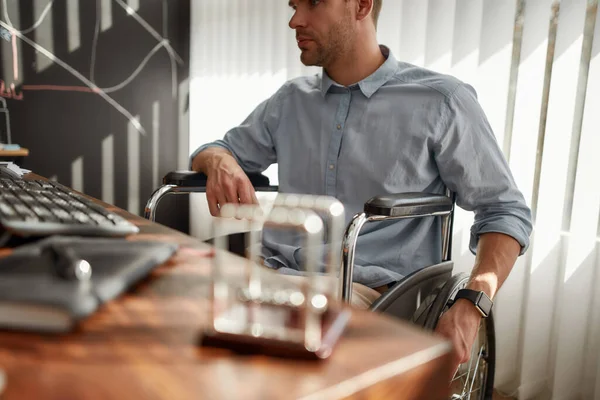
[435,232,520,376]
[191,147,258,216]
[466,232,521,299]
[432,83,533,377]
[191,146,231,174]
[433,84,532,260]
[189,85,287,215]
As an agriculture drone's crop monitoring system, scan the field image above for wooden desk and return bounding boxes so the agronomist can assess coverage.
[0,175,453,400]
[0,148,29,166]
[0,148,29,158]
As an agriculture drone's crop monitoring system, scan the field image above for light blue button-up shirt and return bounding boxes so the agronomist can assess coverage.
[191,46,533,288]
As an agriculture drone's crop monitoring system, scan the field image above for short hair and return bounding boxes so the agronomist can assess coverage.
[372,0,382,28]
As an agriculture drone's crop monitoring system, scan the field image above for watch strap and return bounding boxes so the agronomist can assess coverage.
[454,289,493,318]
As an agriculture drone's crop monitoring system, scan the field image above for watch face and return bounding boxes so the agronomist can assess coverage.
[477,292,493,315]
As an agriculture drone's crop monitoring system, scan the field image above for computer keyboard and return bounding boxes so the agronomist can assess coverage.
[0,178,139,237]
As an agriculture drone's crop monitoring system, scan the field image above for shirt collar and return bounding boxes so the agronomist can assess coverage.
[320,45,398,98]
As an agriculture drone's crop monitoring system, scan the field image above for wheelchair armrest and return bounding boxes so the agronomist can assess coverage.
[145,171,278,221]
[364,192,453,218]
[341,192,454,302]
[163,171,278,191]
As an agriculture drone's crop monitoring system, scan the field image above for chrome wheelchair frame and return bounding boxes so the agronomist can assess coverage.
[145,171,496,400]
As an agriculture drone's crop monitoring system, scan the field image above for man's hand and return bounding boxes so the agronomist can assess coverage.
[191,148,258,216]
[434,298,482,381]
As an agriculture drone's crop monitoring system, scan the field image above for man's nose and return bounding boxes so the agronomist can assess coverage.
[289,10,307,30]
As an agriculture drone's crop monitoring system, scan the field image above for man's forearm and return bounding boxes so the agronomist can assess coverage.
[435,232,521,372]
[191,147,234,174]
[467,232,521,299]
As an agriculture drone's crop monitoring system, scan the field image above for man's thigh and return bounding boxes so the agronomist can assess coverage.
[274,274,381,310]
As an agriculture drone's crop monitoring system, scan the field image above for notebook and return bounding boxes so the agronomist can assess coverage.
[0,236,178,332]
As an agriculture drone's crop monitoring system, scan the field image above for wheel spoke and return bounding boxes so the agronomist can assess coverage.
[461,344,476,395]
[466,346,484,399]
[452,366,479,383]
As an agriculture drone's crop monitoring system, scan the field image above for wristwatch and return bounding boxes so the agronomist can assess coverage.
[453,289,493,318]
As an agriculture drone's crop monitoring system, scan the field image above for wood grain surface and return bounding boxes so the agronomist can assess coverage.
[0,148,29,157]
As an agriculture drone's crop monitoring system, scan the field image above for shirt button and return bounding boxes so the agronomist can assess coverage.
[329,164,335,170]
[336,124,342,130]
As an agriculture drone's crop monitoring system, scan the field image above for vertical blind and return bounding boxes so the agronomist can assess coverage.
[189,1,600,398]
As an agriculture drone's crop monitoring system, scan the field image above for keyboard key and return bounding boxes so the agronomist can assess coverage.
[0,178,139,237]
[0,202,15,217]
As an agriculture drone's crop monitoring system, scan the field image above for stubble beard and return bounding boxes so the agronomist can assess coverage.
[300,16,354,68]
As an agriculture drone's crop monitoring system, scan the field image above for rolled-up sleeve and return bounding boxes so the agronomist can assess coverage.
[189,86,286,172]
[434,84,533,255]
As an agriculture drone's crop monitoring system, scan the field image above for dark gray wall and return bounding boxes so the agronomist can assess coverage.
[0,0,189,215]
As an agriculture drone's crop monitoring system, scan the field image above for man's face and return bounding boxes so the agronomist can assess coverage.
[288,0,355,67]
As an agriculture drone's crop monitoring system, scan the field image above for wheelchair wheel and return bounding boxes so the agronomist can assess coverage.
[421,273,496,400]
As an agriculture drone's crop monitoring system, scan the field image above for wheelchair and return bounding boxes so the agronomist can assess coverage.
[145,170,496,400]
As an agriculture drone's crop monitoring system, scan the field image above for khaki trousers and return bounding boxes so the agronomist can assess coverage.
[273,274,383,310]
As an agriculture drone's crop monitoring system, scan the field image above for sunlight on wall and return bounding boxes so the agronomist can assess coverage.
[101,134,114,205]
[67,0,80,52]
[71,156,83,192]
[34,0,53,72]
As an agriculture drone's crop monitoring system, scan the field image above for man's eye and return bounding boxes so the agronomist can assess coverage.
[310,0,321,7]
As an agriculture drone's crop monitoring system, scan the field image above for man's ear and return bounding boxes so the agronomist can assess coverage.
[355,0,373,22]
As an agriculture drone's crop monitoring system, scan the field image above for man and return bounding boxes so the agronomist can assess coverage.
[190,0,532,376]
